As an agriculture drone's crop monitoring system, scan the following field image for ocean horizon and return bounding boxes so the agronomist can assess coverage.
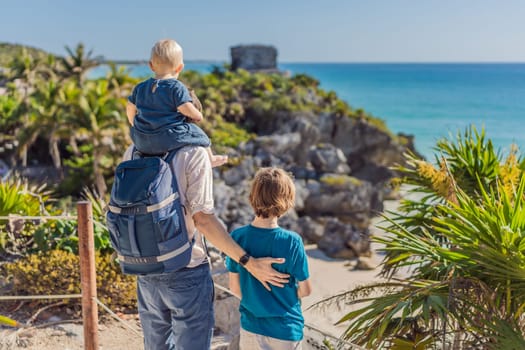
[89,62,525,160]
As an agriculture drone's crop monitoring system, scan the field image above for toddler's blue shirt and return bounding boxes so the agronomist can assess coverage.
[129,78,192,132]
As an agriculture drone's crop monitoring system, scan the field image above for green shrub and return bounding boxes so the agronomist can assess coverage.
[33,219,78,253]
[57,144,95,196]
[0,178,49,256]
[0,43,51,67]
[32,217,110,254]
[0,178,47,217]
[1,250,136,310]
[291,73,320,88]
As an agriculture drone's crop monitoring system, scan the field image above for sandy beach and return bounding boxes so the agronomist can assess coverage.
[300,196,403,348]
[302,245,383,333]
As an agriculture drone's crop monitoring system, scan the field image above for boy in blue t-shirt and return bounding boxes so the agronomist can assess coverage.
[126,38,227,166]
[225,167,312,350]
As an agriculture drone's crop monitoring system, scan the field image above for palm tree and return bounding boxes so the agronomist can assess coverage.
[26,77,72,169]
[105,62,137,99]
[0,177,49,258]
[60,43,99,87]
[313,126,525,349]
[6,49,51,166]
[0,94,22,165]
[7,48,50,84]
[74,79,127,196]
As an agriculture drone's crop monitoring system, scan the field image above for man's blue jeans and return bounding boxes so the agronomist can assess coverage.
[137,263,215,350]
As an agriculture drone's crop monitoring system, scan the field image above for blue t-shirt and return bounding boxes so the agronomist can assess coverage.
[225,225,310,341]
[129,78,192,133]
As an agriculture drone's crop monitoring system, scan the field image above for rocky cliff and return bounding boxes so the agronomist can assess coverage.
[212,109,416,259]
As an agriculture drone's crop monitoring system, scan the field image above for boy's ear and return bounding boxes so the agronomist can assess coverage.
[175,63,184,73]
[148,60,155,71]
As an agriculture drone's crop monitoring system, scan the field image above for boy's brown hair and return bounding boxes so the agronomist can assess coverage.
[249,167,295,218]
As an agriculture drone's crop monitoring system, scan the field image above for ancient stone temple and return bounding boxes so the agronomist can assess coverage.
[230,44,278,72]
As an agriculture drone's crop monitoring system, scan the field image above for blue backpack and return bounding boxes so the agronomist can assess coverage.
[106,148,191,275]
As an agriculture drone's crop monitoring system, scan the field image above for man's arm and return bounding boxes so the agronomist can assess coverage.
[178,102,203,122]
[193,211,289,291]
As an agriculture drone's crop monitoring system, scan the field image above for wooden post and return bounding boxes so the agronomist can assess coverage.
[77,201,99,350]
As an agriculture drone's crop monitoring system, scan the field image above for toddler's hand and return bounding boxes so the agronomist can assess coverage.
[211,155,228,167]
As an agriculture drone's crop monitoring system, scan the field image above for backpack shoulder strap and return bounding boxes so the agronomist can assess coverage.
[164,148,179,164]
[131,146,142,160]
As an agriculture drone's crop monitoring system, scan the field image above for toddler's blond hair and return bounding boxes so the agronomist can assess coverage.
[150,39,183,70]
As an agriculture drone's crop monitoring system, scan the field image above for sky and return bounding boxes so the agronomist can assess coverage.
[1,0,525,63]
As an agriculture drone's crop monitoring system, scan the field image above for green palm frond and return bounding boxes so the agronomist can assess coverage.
[434,126,500,195]
[320,125,525,348]
[483,318,525,350]
[434,174,525,294]
[0,177,48,217]
[311,279,450,348]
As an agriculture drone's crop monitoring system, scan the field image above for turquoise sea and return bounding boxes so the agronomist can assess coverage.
[91,63,525,160]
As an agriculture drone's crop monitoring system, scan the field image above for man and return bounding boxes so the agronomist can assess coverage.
[123,145,289,350]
